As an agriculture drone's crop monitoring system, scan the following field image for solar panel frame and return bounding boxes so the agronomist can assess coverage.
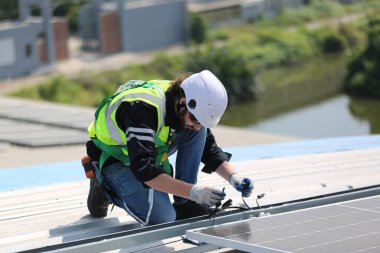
[186,195,380,253]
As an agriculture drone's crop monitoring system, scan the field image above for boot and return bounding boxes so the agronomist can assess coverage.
[173,200,213,220]
[87,177,111,218]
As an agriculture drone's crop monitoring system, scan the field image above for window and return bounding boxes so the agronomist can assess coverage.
[25,44,32,58]
[0,37,16,66]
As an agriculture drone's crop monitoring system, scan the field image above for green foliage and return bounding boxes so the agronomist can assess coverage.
[0,1,18,20]
[324,30,345,53]
[190,12,208,44]
[345,0,380,12]
[143,53,186,79]
[275,9,306,26]
[53,1,93,31]
[303,0,312,5]
[9,0,377,106]
[210,29,229,41]
[344,15,380,98]
[115,53,187,82]
[12,46,256,105]
[260,53,348,90]
[252,28,315,66]
[185,45,256,103]
[248,44,288,68]
[307,27,347,54]
[67,4,80,31]
[258,0,346,28]
[269,31,314,63]
[0,0,91,30]
[11,74,107,107]
[323,33,346,53]
[338,23,363,48]
[73,71,118,98]
[309,0,345,18]
[367,15,380,55]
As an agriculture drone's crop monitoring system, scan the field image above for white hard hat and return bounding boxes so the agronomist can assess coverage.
[180,70,228,128]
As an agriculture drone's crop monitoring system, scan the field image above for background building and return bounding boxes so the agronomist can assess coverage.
[188,0,304,27]
[78,0,305,53]
[79,0,188,53]
[0,0,69,80]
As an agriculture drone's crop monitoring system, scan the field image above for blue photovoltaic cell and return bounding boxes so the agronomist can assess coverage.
[186,195,380,253]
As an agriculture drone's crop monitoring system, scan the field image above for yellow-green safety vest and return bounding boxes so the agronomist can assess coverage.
[88,80,173,176]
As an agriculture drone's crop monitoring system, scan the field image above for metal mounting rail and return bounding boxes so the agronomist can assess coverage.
[21,184,380,253]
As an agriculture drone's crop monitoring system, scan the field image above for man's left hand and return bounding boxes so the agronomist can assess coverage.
[229,173,254,198]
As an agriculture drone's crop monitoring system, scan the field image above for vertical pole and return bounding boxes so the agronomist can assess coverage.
[18,0,30,21]
[42,0,55,64]
[96,0,103,50]
[118,0,127,52]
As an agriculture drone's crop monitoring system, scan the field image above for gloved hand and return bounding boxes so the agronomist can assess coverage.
[229,173,254,198]
[189,185,226,207]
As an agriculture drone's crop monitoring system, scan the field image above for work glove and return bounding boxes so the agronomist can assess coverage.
[229,173,254,198]
[189,185,226,207]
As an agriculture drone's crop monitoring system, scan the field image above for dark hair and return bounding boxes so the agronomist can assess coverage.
[169,72,192,99]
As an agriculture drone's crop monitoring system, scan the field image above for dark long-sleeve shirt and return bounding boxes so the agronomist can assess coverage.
[91,90,231,183]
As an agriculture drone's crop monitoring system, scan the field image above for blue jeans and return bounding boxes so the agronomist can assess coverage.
[102,127,206,225]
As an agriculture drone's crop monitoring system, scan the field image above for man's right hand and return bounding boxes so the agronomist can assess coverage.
[189,185,226,207]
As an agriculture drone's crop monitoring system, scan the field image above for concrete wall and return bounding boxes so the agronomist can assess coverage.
[201,5,242,27]
[242,0,303,21]
[191,0,304,27]
[241,1,266,21]
[282,0,304,9]
[78,4,100,50]
[19,0,55,64]
[120,0,187,52]
[0,23,41,79]
[0,0,69,80]
[100,11,120,53]
[53,19,69,61]
[0,18,69,80]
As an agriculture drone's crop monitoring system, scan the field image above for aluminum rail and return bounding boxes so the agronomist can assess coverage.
[21,184,380,253]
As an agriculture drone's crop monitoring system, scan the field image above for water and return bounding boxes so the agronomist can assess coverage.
[222,93,380,138]
[220,54,380,138]
[249,94,371,138]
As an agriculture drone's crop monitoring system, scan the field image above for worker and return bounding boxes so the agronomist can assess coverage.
[85,70,254,225]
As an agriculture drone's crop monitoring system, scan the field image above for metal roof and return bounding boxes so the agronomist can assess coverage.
[1,96,380,252]
[1,144,379,252]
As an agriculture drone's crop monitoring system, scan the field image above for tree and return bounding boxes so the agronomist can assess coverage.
[190,13,208,44]
[0,1,18,20]
[344,15,380,99]
[185,45,256,104]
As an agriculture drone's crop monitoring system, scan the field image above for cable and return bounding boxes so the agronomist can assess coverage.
[208,199,233,226]
[207,189,267,225]
[242,196,253,210]
[240,179,265,210]
[242,193,266,210]
[256,193,266,209]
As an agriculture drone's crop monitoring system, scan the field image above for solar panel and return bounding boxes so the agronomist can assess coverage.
[0,119,88,147]
[0,98,91,146]
[186,195,380,253]
[0,97,92,131]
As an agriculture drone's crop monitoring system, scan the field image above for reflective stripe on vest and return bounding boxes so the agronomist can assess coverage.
[88,80,172,175]
[104,87,165,146]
